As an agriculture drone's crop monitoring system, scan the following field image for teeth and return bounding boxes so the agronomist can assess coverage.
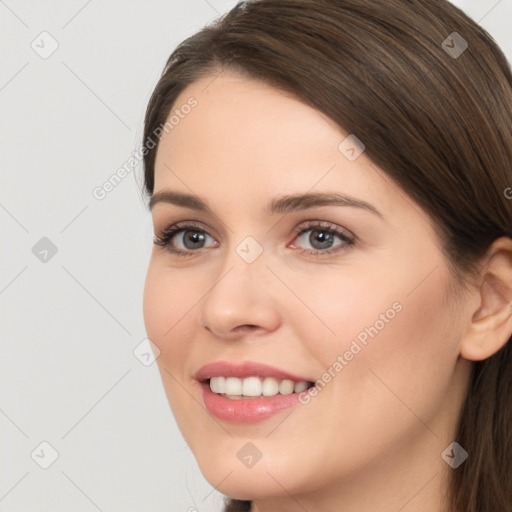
[209,376,225,393]
[225,376,242,395]
[293,381,309,393]
[242,376,262,396]
[209,376,312,397]
[262,377,279,396]
[278,379,295,395]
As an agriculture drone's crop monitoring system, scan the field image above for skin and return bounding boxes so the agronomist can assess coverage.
[143,70,512,512]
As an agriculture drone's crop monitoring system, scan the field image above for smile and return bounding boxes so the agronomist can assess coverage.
[208,376,314,399]
[195,361,317,423]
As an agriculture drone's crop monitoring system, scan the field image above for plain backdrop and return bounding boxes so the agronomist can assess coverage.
[1,1,511,511]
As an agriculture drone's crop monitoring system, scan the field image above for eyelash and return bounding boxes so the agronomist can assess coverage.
[153,220,356,258]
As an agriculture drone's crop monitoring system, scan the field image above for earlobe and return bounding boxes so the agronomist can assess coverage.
[460,237,512,362]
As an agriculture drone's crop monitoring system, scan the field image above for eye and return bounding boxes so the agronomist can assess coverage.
[289,221,355,257]
[153,222,217,257]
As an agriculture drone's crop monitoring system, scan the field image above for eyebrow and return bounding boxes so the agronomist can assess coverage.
[149,190,384,219]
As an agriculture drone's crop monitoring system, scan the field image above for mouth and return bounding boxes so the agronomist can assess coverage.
[195,361,317,423]
[204,376,315,400]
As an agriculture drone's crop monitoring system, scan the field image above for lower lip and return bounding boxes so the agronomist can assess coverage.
[200,381,307,423]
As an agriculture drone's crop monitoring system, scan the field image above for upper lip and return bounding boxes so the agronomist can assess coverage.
[195,361,314,383]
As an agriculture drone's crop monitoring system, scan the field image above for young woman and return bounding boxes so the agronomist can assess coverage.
[142,1,512,510]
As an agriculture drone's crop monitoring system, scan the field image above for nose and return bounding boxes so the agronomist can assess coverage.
[199,246,281,340]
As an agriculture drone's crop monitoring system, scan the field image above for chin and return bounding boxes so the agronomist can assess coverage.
[200,465,283,502]
[194,444,317,502]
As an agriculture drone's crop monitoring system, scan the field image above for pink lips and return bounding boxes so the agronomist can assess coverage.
[195,361,314,424]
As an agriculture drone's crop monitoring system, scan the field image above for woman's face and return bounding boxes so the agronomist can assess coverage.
[143,71,472,507]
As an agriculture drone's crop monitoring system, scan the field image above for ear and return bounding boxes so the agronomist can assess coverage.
[460,236,512,361]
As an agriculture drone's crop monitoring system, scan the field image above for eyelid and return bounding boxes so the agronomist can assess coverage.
[155,220,219,243]
[291,220,355,240]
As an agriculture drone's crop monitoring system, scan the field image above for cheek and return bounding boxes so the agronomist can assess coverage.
[142,264,203,437]
[312,257,456,369]
[305,263,458,431]
[327,266,457,429]
[143,263,170,344]
[142,263,196,372]
[143,260,194,334]
[299,269,402,363]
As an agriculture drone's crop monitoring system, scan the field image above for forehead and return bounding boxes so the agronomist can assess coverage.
[160,71,342,157]
[152,72,405,223]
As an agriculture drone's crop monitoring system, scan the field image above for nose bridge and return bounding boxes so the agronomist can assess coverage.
[199,233,280,336]
[206,233,267,309]
[214,231,268,288]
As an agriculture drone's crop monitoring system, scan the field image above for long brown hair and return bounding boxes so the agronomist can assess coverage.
[142,1,512,510]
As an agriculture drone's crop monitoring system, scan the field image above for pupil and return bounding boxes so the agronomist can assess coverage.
[310,230,332,249]
[184,231,205,249]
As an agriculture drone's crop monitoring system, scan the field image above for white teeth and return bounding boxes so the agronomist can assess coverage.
[242,376,262,396]
[209,376,312,397]
[225,377,242,395]
[262,377,279,396]
[209,376,225,393]
[278,379,295,395]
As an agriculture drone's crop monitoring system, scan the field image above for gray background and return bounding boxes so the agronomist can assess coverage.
[1,1,511,511]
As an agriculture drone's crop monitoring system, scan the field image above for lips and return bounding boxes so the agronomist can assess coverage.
[195,361,316,423]
[195,360,314,383]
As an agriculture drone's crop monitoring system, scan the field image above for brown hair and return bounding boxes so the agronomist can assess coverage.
[142,1,512,510]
